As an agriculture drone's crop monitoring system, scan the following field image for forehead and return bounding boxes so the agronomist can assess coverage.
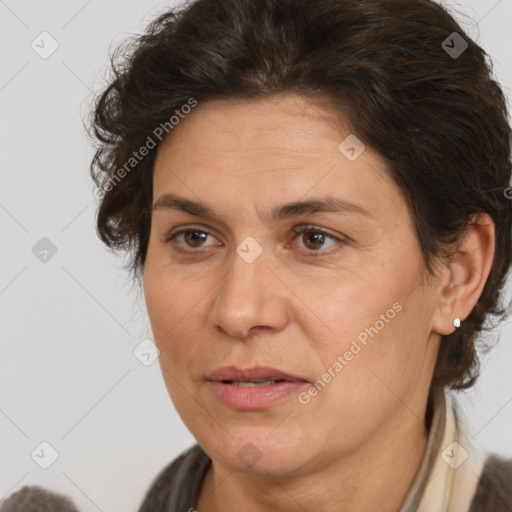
[156,94,356,160]
[152,94,402,222]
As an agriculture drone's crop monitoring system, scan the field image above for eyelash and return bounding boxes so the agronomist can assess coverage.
[164,225,345,257]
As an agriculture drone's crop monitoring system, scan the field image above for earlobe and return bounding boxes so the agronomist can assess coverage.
[431,213,495,336]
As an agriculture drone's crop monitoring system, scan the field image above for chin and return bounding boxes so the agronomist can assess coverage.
[204,430,313,475]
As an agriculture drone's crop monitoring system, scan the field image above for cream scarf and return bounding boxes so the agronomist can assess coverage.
[399,391,486,512]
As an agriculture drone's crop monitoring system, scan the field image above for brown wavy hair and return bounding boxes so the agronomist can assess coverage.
[89,0,512,398]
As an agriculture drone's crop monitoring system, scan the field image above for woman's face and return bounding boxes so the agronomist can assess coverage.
[144,94,445,476]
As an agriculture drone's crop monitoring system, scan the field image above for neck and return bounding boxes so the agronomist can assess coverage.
[197,406,430,512]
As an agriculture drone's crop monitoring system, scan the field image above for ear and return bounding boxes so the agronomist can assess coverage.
[431,213,495,336]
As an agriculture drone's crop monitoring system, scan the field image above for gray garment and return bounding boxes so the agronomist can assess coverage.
[0,486,80,512]
[136,443,211,512]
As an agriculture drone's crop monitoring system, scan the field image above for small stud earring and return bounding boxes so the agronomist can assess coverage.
[453,318,461,329]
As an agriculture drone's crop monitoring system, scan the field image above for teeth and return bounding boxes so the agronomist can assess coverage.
[229,379,278,387]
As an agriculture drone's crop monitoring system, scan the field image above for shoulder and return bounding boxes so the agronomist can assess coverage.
[137,444,209,512]
[0,485,80,512]
[470,453,512,512]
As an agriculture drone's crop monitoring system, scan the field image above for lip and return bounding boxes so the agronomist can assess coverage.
[206,366,310,410]
[207,365,310,383]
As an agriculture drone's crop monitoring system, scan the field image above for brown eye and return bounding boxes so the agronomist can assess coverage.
[181,230,209,248]
[290,226,344,255]
[165,228,219,252]
[301,231,326,250]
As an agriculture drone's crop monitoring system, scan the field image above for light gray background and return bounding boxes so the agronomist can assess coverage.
[1,1,511,510]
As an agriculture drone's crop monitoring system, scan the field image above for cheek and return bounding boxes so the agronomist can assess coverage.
[143,264,188,367]
[307,279,430,409]
[144,252,198,336]
[143,269,170,341]
[143,261,212,377]
[143,270,198,411]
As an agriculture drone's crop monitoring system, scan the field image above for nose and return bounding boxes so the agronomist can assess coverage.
[209,247,290,340]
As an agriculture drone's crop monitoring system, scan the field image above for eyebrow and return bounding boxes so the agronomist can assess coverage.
[152,193,374,222]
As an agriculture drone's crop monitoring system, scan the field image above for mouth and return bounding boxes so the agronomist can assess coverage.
[221,379,286,387]
[206,365,310,384]
[206,366,310,409]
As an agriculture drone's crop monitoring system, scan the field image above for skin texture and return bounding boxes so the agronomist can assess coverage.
[143,94,495,512]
